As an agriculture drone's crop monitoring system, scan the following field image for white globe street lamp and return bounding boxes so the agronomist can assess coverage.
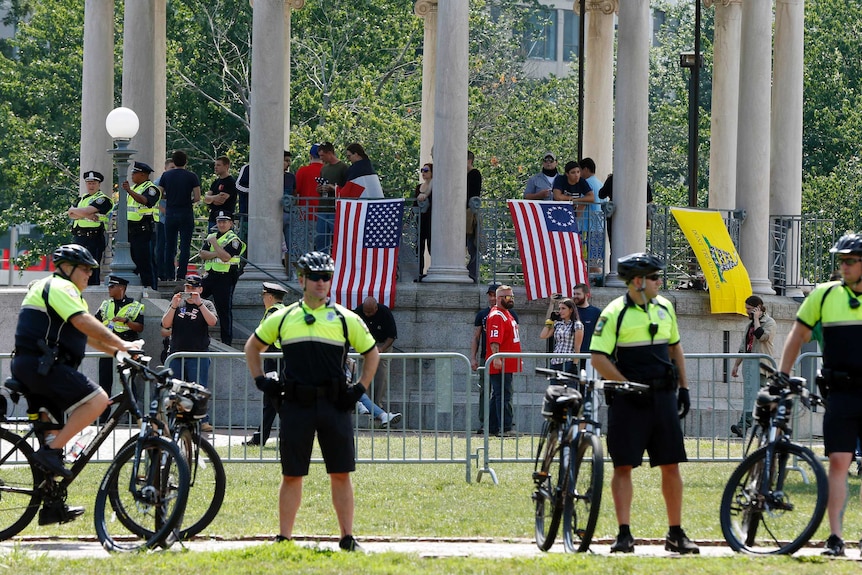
[106,107,140,284]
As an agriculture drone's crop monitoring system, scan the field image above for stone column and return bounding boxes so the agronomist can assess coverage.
[79,0,114,195]
[705,0,742,210]
[736,0,774,295]
[284,1,306,150]
[606,0,649,286]
[247,0,286,277]
[581,0,616,176]
[153,0,167,178]
[423,0,470,283]
[415,0,438,167]
[770,0,804,297]
[121,0,156,167]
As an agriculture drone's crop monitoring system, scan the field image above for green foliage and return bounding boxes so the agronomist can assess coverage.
[0,0,860,266]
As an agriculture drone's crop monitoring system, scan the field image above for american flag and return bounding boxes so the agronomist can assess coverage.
[332,199,403,309]
[508,200,588,301]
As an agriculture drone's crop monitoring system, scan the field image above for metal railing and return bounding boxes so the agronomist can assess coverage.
[2,348,830,484]
[770,215,837,295]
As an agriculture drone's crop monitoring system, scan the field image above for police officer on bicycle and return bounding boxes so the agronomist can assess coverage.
[589,253,698,554]
[244,251,379,551]
[779,233,862,557]
[11,245,137,494]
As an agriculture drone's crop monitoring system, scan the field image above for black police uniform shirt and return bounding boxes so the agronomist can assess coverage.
[796,280,862,374]
[590,292,680,383]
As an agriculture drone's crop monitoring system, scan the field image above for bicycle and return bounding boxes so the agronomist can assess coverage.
[532,367,648,553]
[151,377,225,539]
[0,350,190,552]
[719,372,828,555]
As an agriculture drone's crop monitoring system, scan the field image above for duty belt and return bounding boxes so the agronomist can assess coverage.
[821,368,862,389]
[638,377,674,391]
[72,227,104,237]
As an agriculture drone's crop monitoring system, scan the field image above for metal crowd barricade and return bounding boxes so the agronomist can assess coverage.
[165,351,478,480]
[474,351,784,484]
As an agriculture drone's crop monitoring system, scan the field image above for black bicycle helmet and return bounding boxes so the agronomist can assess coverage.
[295,251,335,275]
[617,252,664,282]
[52,244,99,268]
[830,233,862,256]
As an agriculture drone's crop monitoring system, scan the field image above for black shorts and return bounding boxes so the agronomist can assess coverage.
[10,355,102,419]
[278,396,355,476]
[606,389,687,468]
[822,390,862,455]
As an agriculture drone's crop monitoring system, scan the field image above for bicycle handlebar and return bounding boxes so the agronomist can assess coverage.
[535,367,650,394]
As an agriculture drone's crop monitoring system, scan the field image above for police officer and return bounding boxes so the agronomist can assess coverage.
[779,233,862,557]
[590,253,698,555]
[68,170,113,285]
[94,275,145,422]
[11,245,135,507]
[243,282,288,447]
[122,161,160,289]
[244,251,379,551]
[200,210,246,346]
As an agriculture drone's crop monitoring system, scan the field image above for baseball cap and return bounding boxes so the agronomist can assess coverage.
[486,283,501,295]
[184,274,203,287]
[310,143,320,159]
[542,152,556,162]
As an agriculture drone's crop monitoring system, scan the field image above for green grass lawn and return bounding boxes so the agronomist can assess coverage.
[4,435,859,573]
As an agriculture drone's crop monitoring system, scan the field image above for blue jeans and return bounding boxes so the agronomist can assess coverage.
[489,372,513,434]
[315,213,335,253]
[358,393,384,419]
[165,209,195,280]
[169,357,210,388]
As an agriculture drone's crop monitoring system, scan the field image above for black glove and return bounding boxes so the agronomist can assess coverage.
[254,375,281,397]
[677,387,691,419]
[771,371,791,393]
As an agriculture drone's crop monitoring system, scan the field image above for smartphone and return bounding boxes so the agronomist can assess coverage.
[180,292,192,300]
[552,293,563,300]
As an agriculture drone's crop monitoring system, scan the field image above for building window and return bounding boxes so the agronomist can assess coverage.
[523,9,557,61]
[562,10,580,62]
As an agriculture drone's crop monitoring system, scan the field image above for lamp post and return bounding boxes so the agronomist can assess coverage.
[105,107,140,284]
[680,0,703,208]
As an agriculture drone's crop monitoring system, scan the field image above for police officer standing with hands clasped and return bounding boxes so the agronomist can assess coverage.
[244,251,379,552]
[590,253,698,555]
[778,233,862,557]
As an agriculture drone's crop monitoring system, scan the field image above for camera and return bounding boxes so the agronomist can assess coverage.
[180,292,193,300]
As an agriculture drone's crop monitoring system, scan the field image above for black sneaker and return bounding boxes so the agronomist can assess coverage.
[38,501,84,526]
[338,535,364,552]
[273,534,291,543]
[730,424,743,437]
[665,530,700,554]
[32,446,72,479]
[243,437,261,446]
[822,534,845,557]
[610,532,635,553]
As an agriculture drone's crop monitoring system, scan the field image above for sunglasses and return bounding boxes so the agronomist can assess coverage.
[500,294,514,300]
[644,273,662,281]
[839,257,862,266]
[421,168,430,173]
[305,272,333,282]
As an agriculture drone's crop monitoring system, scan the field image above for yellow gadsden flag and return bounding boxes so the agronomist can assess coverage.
[670,207,751,315]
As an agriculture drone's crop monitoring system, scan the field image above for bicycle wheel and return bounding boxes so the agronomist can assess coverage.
[563,432,603,553]
[94,436,190,552]
[175,428,226,539]
[720,442,827,555]
[0,428,42,539]
[533,423,565,551]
